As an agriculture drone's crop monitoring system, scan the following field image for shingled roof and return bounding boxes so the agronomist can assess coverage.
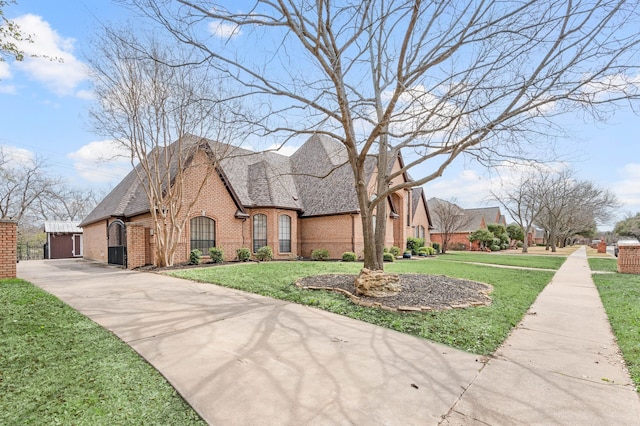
[81,134,381,226]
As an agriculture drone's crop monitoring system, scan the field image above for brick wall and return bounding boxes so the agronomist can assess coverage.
[0,220,17,279]
[82,220,108,262]
[299,214,358,259]
[126,223,150,269]
[431,232,475,251]
[618,244,640,274]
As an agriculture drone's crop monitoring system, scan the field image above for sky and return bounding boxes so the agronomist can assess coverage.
[1,0,639,231]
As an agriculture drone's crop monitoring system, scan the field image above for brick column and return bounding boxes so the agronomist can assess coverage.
[617,243,640,274]
[126,223,150,270]
[0,220,17,279]
[597,240,607,254]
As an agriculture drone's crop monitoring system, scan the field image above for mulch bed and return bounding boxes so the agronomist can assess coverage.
[296,274,493,312]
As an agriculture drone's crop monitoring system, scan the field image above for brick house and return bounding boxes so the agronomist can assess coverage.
[80,134,433,268]
[427,198,507,251]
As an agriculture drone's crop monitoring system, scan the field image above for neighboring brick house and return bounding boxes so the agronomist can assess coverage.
[427,198,507,251]
[80,134,433,268]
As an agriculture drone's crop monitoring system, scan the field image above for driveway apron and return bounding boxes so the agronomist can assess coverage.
[18,259,482,425]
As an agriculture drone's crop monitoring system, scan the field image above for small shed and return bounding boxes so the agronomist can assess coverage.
[44,221,83,259]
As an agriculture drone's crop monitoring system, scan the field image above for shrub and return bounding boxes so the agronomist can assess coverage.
[383,247,389,253]
[341,251,357,262]
[449,242,467,251]
[236,247,251,262]
[256,246,273,261]
[431,242,440,253]
[311,249,330,261]
[383,252,395,262]
[490,244,501,251]
[500,243,509,250]
[208,247,224,263]
[389,246,402,257]
[419,246,436,256]
[406,237,425,255]
[189,249,202,265]
[517,241,524,248]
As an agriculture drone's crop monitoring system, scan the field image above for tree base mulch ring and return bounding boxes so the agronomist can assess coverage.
[296,274,493,312]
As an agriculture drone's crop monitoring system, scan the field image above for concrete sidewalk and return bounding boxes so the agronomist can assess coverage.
[18,259,482,425]
[443,246,640,425]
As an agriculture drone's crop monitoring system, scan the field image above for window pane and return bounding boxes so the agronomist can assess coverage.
[253,214,267,252]
[190,217,216,252]
[279,215,291,253]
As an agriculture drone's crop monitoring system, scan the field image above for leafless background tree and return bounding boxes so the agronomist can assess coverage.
[88,28,249,266]
[125,0,640,272]
[490,173,548,253]
[535,170,618,251]
[428,198,472,254]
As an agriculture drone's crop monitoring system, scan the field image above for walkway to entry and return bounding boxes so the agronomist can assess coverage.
[17,248,640,425]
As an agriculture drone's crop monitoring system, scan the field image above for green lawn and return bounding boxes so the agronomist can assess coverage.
[437,251,566,270]
[170,260,555,355]
[588,257,618,273]
[0,279,205,425]
[592,273,640,391]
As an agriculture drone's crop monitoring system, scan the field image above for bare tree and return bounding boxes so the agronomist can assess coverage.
[536,170,618,251]
[614,212,640,242]
[428,198,472,254]
[0,148,61,223]
[127,0,640,272]
[34,187,103,222]
[491,173,548,253]
[88,28,248,266]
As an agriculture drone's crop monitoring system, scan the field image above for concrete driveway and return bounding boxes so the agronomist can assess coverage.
[18,259,482,425]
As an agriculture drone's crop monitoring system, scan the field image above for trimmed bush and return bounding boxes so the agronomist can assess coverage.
[383,252,395,262]
[406,237,425,255]
[389,246,402,257]
[490,244,501,251]
[236,247,251,262]
[341,251,357,262]
[256,246,273,261]
[208,247,224,263]
[189,249,202,265]
[418,246,436,256]
[432,242,440,253]
[311,249,330,261]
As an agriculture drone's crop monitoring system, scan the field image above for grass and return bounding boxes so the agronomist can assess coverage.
[0,279,205,426]
[169,259,556,355]
[437,251,566,270]
[588,257,618,273]
[592,273,640,391]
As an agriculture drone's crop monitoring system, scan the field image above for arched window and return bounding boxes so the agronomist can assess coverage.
[279,215,291,253]
[190,216,216,252]
[253,214,267,253]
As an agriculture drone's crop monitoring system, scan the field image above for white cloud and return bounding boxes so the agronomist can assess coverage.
[614,163,640,210]
[207,20,242,38]
[11,14,89,96]
[0,145,35,167]
[423,169,494,208]
[266,143,299,156]
[0,61,11,80]
[0,84,17,94]
[68,140,132,183]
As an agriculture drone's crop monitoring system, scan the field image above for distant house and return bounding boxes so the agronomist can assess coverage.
[80,134,433,268]
[427,198,507,251]
[44,221,83,259]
